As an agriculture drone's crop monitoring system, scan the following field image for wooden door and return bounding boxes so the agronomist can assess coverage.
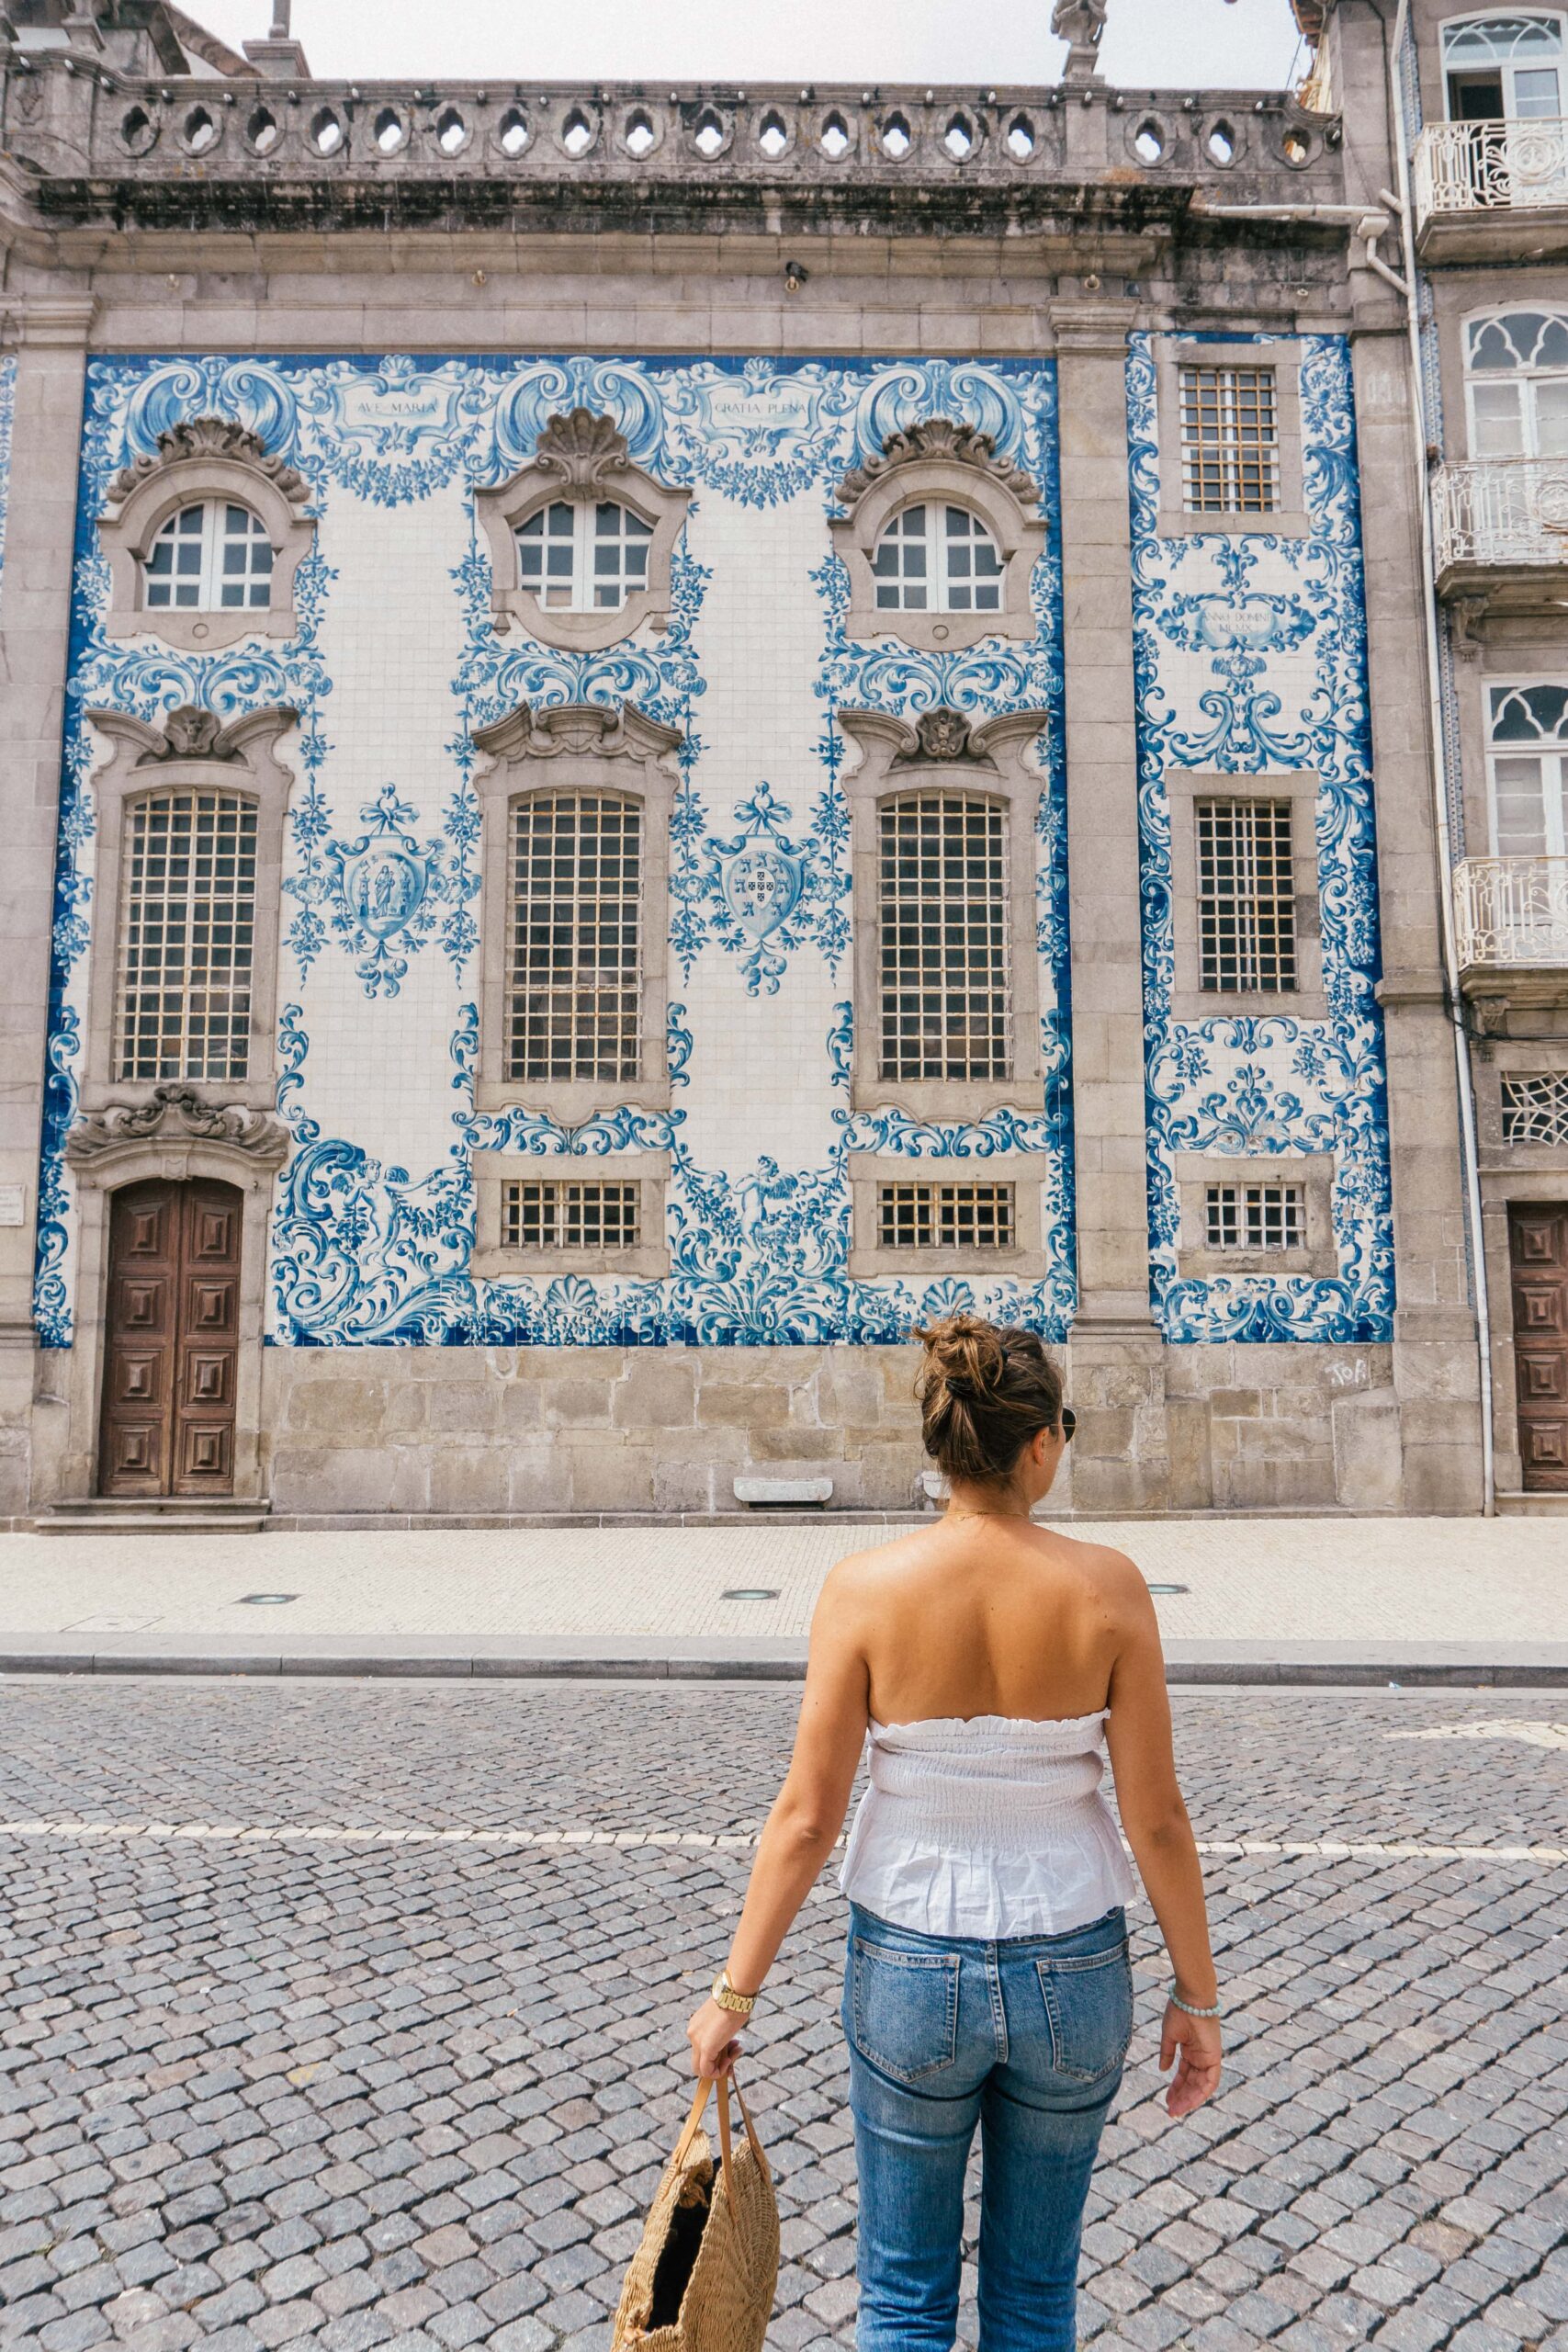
[1508,1204,1568,1492]
[100,1179,242,1497]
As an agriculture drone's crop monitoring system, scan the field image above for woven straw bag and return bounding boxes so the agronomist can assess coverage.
[612,2073,779,2352]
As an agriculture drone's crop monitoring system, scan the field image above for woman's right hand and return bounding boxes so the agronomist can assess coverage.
[1159,2002,1223,2118]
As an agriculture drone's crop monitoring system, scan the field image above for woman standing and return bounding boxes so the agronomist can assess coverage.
[687,1314,1223,2351]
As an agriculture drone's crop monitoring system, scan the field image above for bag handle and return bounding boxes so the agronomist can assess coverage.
[668,2072,761,2201]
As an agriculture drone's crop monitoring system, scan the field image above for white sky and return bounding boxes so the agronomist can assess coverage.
[189,0,1310,90]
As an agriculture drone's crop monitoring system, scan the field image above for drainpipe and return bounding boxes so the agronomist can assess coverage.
[1382,0,1498,1513]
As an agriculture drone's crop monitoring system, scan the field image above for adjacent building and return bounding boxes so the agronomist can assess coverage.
[0,0,1549,1525]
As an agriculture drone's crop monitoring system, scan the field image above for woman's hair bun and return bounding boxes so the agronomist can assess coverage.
[912,1313,1064,1486]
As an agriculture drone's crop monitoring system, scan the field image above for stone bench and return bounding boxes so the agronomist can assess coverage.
[733,1476,834,1510]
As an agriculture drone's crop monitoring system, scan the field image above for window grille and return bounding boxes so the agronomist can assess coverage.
[872,503,1005,614]
[1179,366,1280,514]
[114,789,257,1082]
[877,1181,1014,1250]
[142,501,275,612]
[878,792,1010,1081]
[1501,1069,1568,1143]
[515,499,653,612]
[1204,1182,1305,1251]
[501,1180,641,1250]
[1197,798,1298,991]
[508,792,642,1083]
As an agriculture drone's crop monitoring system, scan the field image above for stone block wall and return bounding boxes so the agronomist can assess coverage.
[258,1339,1404,1522]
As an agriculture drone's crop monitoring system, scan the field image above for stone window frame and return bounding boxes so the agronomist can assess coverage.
[471,700,682,1124]
[470,1148,671,1278]
[846,1150,1047,1278]
[1174,1149,1337,1281]
[839,706,1053,1121]
[829,418,1048,651]
[96,417,318,651]
[1156,338,1309,540]
[60,1089,290,1509]
[473,407,692,655]
[1476,1038,1568,1169]
[81,705,299,1117]
[1166,769,1326,1021]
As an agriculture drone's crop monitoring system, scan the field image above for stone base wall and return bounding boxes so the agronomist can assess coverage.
[240,1337,1427,1521]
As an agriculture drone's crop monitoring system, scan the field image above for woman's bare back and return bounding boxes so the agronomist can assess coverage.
[828,1518,1147,1727]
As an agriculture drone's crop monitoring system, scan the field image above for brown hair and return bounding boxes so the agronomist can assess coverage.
[914,1313,1065,1485]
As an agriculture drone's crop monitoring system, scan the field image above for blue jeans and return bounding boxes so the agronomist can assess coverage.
[842,1902,1133,2352]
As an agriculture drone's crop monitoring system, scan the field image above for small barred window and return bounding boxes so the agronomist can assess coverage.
[878,792,1010,1081]
[515,499,653,613]
[1205,1182,1304,1251]
[871,503,1005,615]
[142,500,275,612]
[501,1180,641,1251]
[508,792,642,1084]
[1179,366,1280,514]
[878,1181,1014,1250]
[1501,1070,1568,1144]
[1197,798,1298,992]
[115,789,257,1082]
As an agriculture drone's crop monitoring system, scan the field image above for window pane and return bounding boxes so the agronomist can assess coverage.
[1472,380,1528,456]
[114,790,257,1082]
[1205,1182,1304,1250]
[1535,378,1568,453]
[142,500,272,616]
[508,793,642,1083]
[1494,754,1551,853]
[1197,799,1299,992]
[502,1180,640,1250]
[941,505,1004,613]
[877,1182,1012,1249]
[1179,366,1280,514]
[1513,64,1562,112]
[878,792,1010,1080]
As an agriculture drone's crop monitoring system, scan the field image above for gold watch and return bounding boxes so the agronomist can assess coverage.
[710,1969,757,2017]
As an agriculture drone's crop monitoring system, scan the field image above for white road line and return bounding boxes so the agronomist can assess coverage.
[0,1821,1562,1863]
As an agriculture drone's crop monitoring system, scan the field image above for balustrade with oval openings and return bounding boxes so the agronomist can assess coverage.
[434,105,470,157]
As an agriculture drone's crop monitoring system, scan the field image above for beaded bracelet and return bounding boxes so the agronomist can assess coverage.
[1168,1984,1223,2018]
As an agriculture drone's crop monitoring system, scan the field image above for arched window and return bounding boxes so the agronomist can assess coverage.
[141,500,275,615]
[507,789,643,1082]
[1486,681,1568,853]
[871,503,1005,616]
[114,787,258,1082]
[514,499,654,615]
[877,790,1010,1081]
[1444,14,1566,119]
[1466,310,1568,455]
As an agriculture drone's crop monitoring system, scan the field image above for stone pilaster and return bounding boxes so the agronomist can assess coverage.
[1350,313,1485,1513]
[1052,298,1169,1513]
[0,295,95,1521]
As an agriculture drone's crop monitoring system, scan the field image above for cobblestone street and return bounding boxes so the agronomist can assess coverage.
[0,1679,1564,2352]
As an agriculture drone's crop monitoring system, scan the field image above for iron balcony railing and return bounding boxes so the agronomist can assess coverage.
[1454,855,1568,970]
[1431,458,1568,573]
[1414,115,1568,222]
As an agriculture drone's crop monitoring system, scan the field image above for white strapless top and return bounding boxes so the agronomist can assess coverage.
[838,1710,1135,1941]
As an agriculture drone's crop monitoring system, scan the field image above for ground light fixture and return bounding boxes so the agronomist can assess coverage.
[235,1593,300,1606]
[1146,1583,1190,1597]
[721,1588,781,1601]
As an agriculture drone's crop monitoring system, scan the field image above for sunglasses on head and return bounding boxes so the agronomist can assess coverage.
[1058,1406,1077,1443]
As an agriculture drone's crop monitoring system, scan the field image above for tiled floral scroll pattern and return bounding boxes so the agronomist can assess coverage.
[37,354,1076,1348]
[1128,334,1394,1343]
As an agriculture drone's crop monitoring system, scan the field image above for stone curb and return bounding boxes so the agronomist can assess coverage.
[3,1643,1566,1686]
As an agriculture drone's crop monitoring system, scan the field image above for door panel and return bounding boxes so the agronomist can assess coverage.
[1508,1204,1568,1492]
[100,1178,243,1498]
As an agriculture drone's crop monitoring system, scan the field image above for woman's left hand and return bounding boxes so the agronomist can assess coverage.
[687,1996,743,2079]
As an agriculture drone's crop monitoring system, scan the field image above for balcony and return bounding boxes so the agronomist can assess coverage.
[1454,856,1568,1026]
[1430,458,1568,615]
[1412,117,1568,261]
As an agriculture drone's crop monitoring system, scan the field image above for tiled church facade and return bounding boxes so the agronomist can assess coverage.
[0,0,1537,1524]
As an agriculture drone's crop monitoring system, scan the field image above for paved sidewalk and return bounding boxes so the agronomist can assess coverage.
[1,1517,1564,1681]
